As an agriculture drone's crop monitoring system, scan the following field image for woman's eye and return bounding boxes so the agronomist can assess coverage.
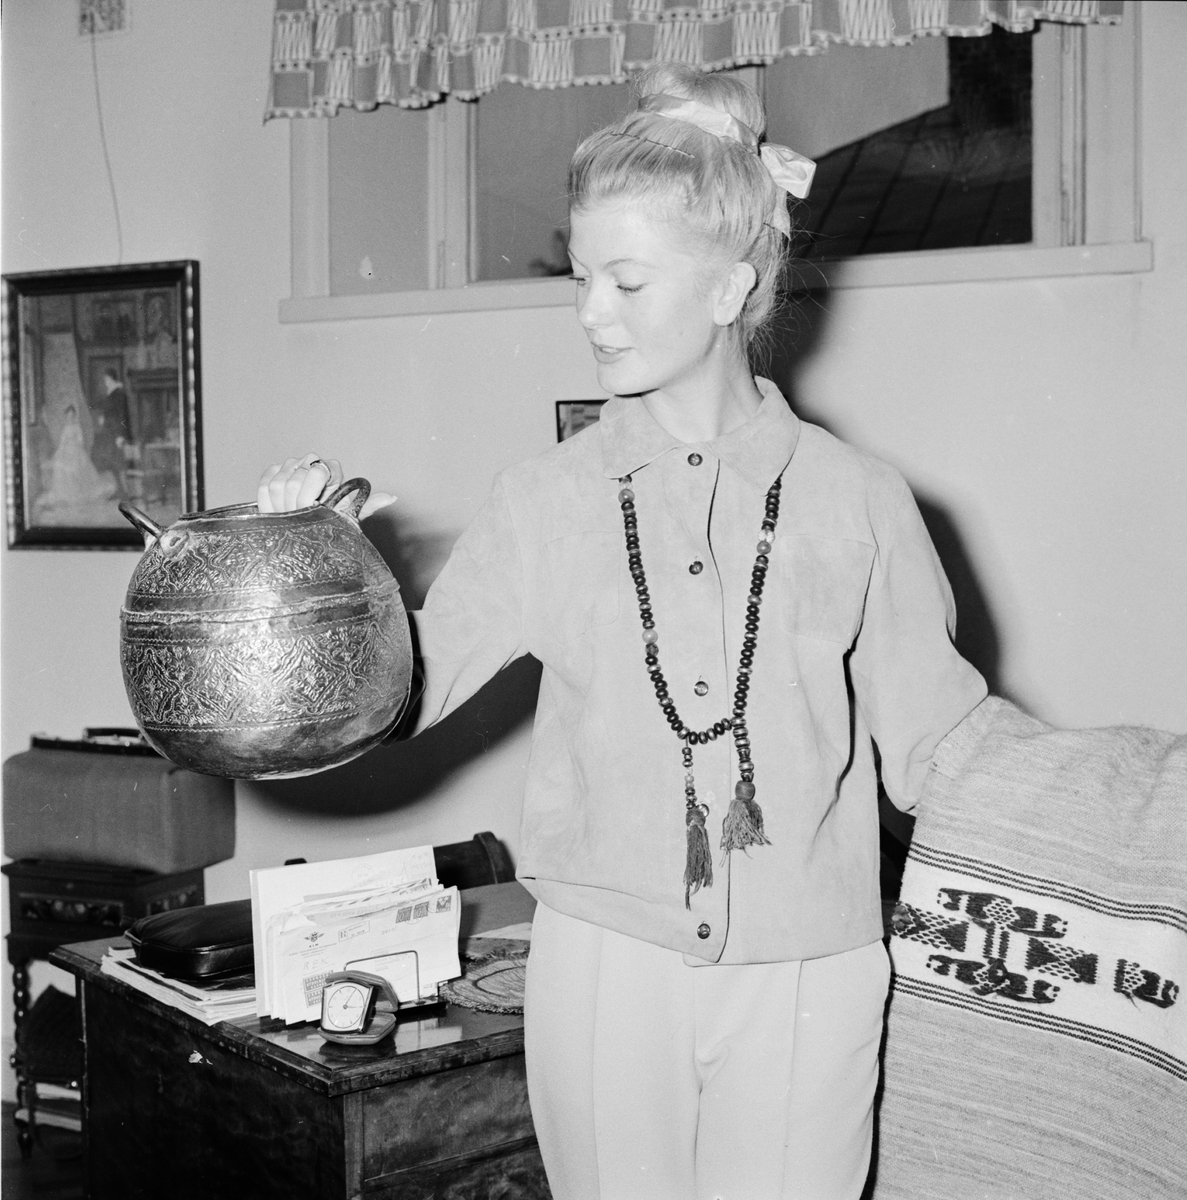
[617,283,644,295]
[571,274,588,287]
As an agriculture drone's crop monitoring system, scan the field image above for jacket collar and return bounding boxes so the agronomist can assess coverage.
[598,377,800,491]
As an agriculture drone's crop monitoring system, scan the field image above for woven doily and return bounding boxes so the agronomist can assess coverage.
[441,950,529,1014]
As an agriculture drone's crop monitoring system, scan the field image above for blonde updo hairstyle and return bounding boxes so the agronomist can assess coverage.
[568,63,788,357]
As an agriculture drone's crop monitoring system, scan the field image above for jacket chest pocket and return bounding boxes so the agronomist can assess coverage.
[774,535,875,647]
[540,530,622,643]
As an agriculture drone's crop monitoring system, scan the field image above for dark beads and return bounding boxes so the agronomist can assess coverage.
[618,471,782,837]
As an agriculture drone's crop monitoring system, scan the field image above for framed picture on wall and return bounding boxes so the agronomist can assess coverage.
[555,400,606,443]
[2,260,202,549]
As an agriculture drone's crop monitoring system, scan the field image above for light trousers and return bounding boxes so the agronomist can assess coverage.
[524,903,889,1200]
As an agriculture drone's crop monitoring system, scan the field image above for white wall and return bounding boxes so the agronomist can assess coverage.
[2,1,1184,1100]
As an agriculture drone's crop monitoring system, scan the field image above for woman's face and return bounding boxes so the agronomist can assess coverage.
[568,200,733,400]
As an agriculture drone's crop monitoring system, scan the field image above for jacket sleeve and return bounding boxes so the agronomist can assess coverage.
[404,474,530,735]
[849,478,987,813]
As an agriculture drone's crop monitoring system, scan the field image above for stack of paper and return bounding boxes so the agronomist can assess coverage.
[250,846,462,1025]
[101,947,257,1025]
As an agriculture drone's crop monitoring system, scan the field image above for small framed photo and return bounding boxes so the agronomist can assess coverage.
[2,260,202,549]
[556,400,606,443]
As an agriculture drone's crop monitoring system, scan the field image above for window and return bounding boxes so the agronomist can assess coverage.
[283,16,1149,322]
[777,30,1033,260]
[475,83,631,282]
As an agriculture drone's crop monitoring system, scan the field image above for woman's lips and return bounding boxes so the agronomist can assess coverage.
[591,343,628,363]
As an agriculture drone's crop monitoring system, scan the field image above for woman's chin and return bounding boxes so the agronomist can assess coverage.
[595,363,648,397]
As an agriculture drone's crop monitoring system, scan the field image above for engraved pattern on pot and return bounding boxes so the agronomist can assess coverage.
[123,606,403,729]
[129,523,380,600]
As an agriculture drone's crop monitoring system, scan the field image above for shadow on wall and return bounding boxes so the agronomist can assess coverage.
[764,275,1004,698]
[251,654,543,817]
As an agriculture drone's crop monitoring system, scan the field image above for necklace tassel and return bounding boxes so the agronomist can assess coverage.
[721,780,771,855]
[684,804,713,908]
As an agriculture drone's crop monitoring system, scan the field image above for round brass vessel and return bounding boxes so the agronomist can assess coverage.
[118,480,413,779]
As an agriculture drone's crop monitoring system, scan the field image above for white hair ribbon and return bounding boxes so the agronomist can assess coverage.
[637,93,816,238]
[759,143,816,200]
[759,143,816,235]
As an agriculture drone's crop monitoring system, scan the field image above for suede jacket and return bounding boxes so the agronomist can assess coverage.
[411,379,986,963]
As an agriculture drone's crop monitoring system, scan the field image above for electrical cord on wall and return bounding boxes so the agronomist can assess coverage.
[89,27,124,264]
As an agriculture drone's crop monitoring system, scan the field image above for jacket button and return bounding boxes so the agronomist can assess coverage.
[687,452,703,466]
[697,923,711,939]
[689,560,703,574]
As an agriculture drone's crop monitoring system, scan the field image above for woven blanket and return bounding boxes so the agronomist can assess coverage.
[874,697,1186,1200]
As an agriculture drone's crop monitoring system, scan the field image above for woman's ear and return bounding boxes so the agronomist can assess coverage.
[712,261,758,328]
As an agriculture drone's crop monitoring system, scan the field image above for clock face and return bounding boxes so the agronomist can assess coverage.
[322,980,372,1032]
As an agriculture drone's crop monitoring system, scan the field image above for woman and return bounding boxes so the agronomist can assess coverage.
[38,404,117,514]
[260,64,985,1199]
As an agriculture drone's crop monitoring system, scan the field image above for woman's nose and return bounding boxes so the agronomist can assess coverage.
[576,282,609,330]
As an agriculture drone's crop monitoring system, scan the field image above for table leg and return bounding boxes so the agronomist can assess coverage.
[10,958,33,1159]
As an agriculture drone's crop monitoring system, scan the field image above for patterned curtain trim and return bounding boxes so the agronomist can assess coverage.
[265,0,1124,118]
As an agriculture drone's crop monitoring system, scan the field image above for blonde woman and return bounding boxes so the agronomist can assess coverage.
[261,64,985,1199]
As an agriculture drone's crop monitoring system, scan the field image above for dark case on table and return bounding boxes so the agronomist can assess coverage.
[126,898,253,982]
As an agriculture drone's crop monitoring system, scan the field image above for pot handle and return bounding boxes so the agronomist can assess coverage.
[119,501,165,547]
[323,477,371,522]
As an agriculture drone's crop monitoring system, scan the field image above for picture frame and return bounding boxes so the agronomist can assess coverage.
[555,399,606,443]
[2,260,202,549]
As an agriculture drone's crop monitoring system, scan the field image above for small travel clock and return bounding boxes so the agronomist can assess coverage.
[318,970,400,1045]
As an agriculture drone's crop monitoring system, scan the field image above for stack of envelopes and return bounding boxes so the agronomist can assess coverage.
[250,846,462,1025]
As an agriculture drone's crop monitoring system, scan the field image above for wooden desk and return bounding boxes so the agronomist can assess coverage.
[52,883,551,1200]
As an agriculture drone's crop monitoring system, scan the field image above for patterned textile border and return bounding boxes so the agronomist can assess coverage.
[889,846,1185,1082]
[907,841,1187,934]
[265,0,1124,116]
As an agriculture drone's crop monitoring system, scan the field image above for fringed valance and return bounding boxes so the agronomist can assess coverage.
[265,0,1124,117]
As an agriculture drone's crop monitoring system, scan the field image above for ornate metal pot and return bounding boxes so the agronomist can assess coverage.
[118,480,413,779]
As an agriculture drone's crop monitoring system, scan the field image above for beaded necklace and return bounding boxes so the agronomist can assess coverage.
[618,472,783,907]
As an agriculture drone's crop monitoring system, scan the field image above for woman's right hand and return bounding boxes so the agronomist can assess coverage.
[256,453,395,518]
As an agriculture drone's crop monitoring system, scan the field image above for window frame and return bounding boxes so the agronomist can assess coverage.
[281,15,1150,325]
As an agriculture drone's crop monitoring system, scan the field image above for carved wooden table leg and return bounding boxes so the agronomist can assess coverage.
[10,957,33,1159]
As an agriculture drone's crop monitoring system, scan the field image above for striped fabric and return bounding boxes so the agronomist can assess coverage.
[264,0,1123,115]
[875,696,1186,1199]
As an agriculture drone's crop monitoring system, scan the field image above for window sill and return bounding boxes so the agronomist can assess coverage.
[277,240,1153,323]
[279,277,575,322]
[811,239,1153,290]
